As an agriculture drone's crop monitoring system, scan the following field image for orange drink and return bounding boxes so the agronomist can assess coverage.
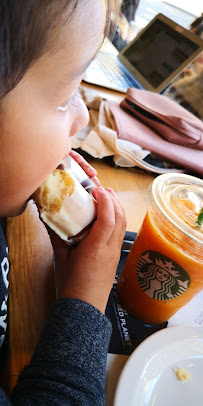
[117,174,203,324]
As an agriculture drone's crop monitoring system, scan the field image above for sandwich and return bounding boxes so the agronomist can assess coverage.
[33,159,97,244]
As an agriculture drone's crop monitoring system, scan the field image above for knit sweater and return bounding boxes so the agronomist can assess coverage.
[0,226,112,405]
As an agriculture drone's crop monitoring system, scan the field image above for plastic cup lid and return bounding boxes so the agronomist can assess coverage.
[152,173,203,245]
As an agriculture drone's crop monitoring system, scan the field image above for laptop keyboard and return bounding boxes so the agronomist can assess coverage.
[95,53,139,91]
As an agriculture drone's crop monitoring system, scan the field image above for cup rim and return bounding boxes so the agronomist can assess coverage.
[150,173,203,246]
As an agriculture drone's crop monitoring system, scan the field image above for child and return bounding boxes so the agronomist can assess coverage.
[0,1,127,405]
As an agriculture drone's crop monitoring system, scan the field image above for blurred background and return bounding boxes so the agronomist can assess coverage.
[111,0,203,119]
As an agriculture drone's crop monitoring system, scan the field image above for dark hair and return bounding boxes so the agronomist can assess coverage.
[0,0,118,99]
[190,13,203,37]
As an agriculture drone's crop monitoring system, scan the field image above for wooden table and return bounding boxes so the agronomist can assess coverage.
[4,83,154,393]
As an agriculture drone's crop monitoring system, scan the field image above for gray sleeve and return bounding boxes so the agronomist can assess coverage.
[10,298,112,406]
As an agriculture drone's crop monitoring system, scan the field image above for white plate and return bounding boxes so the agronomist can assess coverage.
[114,325,203,406]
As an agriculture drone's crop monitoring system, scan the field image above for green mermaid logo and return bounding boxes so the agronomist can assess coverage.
[137,251,191,301]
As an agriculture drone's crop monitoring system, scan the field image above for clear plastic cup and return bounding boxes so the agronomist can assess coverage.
[117,173,203,324]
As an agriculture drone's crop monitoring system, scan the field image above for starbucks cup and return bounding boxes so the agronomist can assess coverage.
[117,173,203,324]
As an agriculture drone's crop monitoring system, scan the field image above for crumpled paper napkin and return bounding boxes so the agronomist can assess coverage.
[71,87,184,174]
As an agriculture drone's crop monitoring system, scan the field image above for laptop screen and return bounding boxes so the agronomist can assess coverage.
[122,19,199,88]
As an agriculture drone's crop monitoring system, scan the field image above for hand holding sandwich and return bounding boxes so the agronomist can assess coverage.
[50,186,127,314]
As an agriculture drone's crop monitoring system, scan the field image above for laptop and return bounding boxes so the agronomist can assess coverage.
[83,13,203,93]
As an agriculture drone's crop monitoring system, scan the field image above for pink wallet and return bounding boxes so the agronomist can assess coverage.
[108,88,203,175]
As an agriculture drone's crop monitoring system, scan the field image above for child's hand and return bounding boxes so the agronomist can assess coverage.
[69,150,100,186]
[50,187,127,314]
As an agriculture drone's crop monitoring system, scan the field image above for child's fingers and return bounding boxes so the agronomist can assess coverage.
[45,224,71,260]
[91,175,101,187]
[86,187,115,248]
[106,190,127,246]
[106,187,117,198]
[107,187,126,223]
[69,150,98,179]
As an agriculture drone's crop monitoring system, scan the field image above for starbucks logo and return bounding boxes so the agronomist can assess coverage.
[137,251,191,301]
